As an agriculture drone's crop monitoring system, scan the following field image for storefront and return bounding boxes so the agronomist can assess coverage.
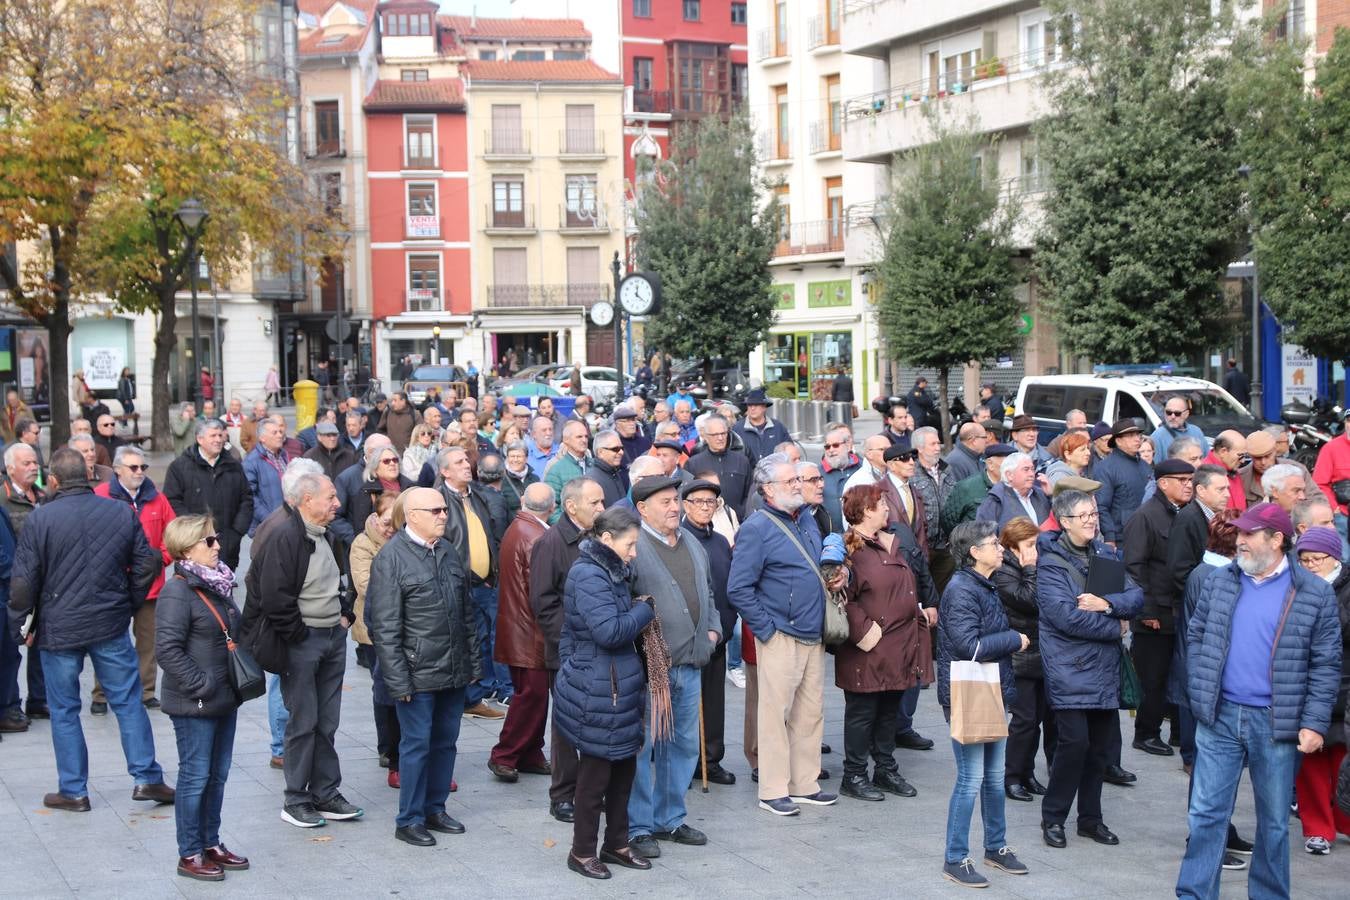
[756,276,865,401]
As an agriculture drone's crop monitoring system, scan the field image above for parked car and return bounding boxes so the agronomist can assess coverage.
[549,366,634,401]
[403,364,467,406]
[1013,373,1261,443]
[492,362,565,392]
[671,360,752,403]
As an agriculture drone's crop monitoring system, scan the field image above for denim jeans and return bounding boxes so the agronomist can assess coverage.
[727,619,743,670]
[1176,700,1297,900]
[894,684,922,736]
[466,584,510,704]
[394,687,465,827]
[267,673,288,758]
[945,737,1007,864]
[170,712,237,857]
[42,633,163,797]
[629,664,702,838]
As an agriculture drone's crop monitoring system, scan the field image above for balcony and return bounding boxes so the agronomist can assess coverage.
[757,129,791,166]
[773,219,845,260]
[626,87,673,117]
[806,13,840,51]
[303,128,347,160]
[483,283,609,309]
[843,48,1054,163]
[842,0,1022,59]
[405,289,442,312]
[558,204,610,233]
[756,28,790,63]
[559,129,606,158]
[808,120,842,155]
[483,203,536,234]
[405,215,442,240]
[844,201,886,266]
[402,148,439,170]
[483,129,531,160]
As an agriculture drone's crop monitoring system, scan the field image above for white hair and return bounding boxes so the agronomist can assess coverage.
[3,441,36,469]
[1262,463,1303,497]
[912,426,939,451]
[1000,451,1033,484]
[628,455,664,480]
[282,458,329,504]
[112,445,145,467]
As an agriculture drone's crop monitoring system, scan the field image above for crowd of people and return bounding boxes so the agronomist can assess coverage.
[0,381,1347,895]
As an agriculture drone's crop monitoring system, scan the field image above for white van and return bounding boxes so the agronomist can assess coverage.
[1013,373,1260,441]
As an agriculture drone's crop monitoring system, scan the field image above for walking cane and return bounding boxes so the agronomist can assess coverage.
[698,697,709,793]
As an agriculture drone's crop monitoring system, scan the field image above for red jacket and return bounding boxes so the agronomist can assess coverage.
[1313,433,1350,514]
[1201,451,1246,512]
[95,478,175,599]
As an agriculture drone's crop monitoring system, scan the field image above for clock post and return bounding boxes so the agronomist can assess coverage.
[610,250,624,398]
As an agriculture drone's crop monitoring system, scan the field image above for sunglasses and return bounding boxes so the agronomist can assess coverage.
[120,464,150,473]
[413,506,449,516]
[1164,410,1187,417]
[890,452,917,462]
[823,441,848,450]
[199,534,220,548]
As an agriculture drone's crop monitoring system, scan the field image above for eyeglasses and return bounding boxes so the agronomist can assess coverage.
[974,539,1001,550]
[771,476,803,485]
[823,441,849,450]
[120,464,150,473]
[598,445,623,455]
[1164,409,1187,417]
[1062,510,1100,521]
[889,452,917,462]
[380,457,399,465]
[801,475,824,485]
[1299,553,1334,568]
[684,497,719,508]
[198,534,220,548]
[98,422,115,429]
[412,507,449,517]
[704,430,729,439]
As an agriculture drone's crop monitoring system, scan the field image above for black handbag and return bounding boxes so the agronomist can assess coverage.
[1333,480,1350,507]
[193,589,266,704]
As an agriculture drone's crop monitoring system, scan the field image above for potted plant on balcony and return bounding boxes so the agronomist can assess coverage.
[975,57,1006,79]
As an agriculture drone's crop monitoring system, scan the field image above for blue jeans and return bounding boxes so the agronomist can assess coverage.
[1176,700,1297,899]
[466,585,510,704]
[394,687,465,827]
[945,738,1007,864]
[629,664,701,838]
[1335,513,1350,561]
[727,619,743,670]
[170,713,237,858]
[895,684,922,736]
[42,633,163,797]
[267,673,288,758]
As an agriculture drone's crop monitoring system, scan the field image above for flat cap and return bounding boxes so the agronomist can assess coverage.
[680,478,721,500]
[632,475,682,503]
[1154,459,1196,478]
[984,443,1015,459]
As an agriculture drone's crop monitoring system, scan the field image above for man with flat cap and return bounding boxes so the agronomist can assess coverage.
[612,405,652,464]
[650,440,692,484]
[1088,422,1113,469]
[1008,414,1052,470]
[942,443,1016,538]
[879,439,928,557]
[1123,459,1195,757]
[1093,419,1153,548]
[733,389,791,465]
[626,475,721,858]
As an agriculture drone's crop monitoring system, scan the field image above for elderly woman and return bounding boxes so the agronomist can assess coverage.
[500,439,539,515]
[1045,432,1093,488]
[1293,526,1350,855]
[155,515,250,882]
[346,445,414,535]
[350,492,400,787]
[401,423,438,480]
[837,483,933,803]
[993,517,1055,803]
[495,422,524,452]
[553,506,655,880]
[937,519,1029,888]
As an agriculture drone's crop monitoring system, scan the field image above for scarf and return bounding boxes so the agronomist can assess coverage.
[641,612,674,742]
[177,559,236,598]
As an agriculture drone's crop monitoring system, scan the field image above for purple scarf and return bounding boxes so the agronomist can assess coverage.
[177,560,236,598]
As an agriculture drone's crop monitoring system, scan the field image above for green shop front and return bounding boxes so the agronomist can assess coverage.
[760,278,863,401]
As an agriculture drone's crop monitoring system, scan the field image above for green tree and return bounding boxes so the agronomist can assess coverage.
[633,114,779,395]
[875,113,1023,441]
[1035,0,1254,363]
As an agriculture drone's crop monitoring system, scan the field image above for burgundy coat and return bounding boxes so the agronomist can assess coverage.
[834,532,934,693]
[494,510,549,669]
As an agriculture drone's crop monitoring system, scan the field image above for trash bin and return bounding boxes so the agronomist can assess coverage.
[805,400,828,441]
[779,399,800,439]
[829,401,854,428]
[293,380,318,432]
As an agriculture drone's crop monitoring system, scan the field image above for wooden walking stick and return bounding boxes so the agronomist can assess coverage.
[698,697,709,793]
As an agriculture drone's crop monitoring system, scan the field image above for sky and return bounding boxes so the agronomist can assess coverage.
[437,0,514,16]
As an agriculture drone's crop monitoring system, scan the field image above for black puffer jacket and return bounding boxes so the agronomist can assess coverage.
[163,446,254,569]
[1122,492,1180,634]
[993,549,1042,679]
[9,486,159,651]
[155,568,242,717]
[365,529,481,697]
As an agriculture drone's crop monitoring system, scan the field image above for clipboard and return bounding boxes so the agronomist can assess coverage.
[1086,554,1125,597]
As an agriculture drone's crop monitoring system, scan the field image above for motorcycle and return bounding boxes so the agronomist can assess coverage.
[1282,397,1344,471]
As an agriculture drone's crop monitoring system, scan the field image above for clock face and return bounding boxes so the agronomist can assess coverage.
[589,300,614,327]
[618,274,655,316]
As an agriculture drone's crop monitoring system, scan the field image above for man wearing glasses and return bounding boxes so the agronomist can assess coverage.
[584,430,629,509]
[1150,396,1208,461]
[367,487,479,847]
[686,414,751,518]
[92,446,176,712]
[820,426,861,534]
[92,413,127,462]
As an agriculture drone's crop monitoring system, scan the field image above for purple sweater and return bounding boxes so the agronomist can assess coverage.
[1220,565,1292,708]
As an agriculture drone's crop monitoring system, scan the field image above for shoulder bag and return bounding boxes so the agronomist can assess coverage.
[949,641,1010,745]
[192,588,266,704]
[761,512,848,646]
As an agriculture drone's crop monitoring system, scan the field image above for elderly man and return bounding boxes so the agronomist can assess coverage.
[242,469,361,829]
[68,434,113,486]
[686,413,751,517]
[1237,430,1279,508]
[943,443,1016,537]
[729,453,842,817]
[164,419,253,570]
[613,405,652,464]
[303,421,358,481]
[977,451,1051,530]
[584,429,629,509]
[1293,497,1336,537]
[672,400,698,446]
[798,461,834,549]
[945,422,990,484]
[1176,503,1340,898]
[367,487,478,847]
[820,425,862,534]
[1167,465,1232,599]
[912,426,956,589]
[1,441,45,722]
[1123,460,1195,757]
[340,409,367,455]
[626,475,721,858]
[733,389,792,464]
[1151,396,1208,460]
[90,446,175,713]
[296,407,333,452]
[1260,463,1307,514]
[1202,430,1249,514]
[9,449,167,811]
[244,416,290,536]
[544,421,591,522]
[530,477,607,823]
[1093,419,1153,547]
[841,434,890,499]
[879,441,929,554]
[1008,415,1052,470]
[93,412,126,462]
[526,416,557,481]
[379,392,420,454]
[488,483,556,782]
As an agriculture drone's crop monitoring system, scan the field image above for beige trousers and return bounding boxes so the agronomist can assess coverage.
[754,632,824,801]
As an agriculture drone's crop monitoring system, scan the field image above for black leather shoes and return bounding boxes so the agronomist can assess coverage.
[895,730,935,751]
[840,774,885,801]
[550,801,575,823]
[426,812,465,834]
[600,847,652,870]
[43,792,91,812]
[820,742,832,754]
[568,853,612,880]
[705,763,736,785]
[1077,823,1120,845]
[1005,782,1034,802]
[1103,764,1137,786]
[395,824,436,847]
[654,824,706,845]
[1133,737,1174,757]
[132,782,175,804]
[1042,823,1067,848]
[1025,775,1048,795]
[25,701,50,720]
[630,834,661,858]
[872,770,917,798]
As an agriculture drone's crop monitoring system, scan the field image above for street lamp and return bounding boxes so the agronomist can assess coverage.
[334,230,352,390]
[1237,164,1263,418]
[431,324,441,366]
[174,199,209,413]
[610,251,625,394]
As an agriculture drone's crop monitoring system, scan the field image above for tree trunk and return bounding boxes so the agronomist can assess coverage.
[937,367,952,451]
[46,295,72,449]
[151,282,178,451]
[703,356,714,406]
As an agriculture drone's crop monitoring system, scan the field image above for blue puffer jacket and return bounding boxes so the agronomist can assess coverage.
[1092,449,1152,543]
[1187,557,1341,742]
[1036,531,1144,710]
[243,447,288,536]
[552,539,655,761]
[936,568,1021,710]
[728,505,825,643]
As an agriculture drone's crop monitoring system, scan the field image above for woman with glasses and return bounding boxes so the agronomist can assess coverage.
[401,424,439,481]
[346,447,414,536]
[937,520,1029,888]
[349,492,401,786]
[155,515,250,882]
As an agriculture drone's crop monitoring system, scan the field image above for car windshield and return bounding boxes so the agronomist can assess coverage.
[408,366,463,381]
[1143,389,1256,425]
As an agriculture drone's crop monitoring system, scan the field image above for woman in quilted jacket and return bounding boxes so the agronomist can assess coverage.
[349,492,399,788]
[552,506,655,880]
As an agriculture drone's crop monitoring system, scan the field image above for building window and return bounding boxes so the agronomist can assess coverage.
[400,69,429,82]
[684,0,700,22]
[407,183,436,217]
[825,74,841,150]
[553,49,585,60]
[732,63,748,106]
[490,104,523,154]
[512,49,546,61]
[633,0,652,17]
[773,183,790,242]
[565,175,598,227]
[492,177,525,227]
[633,57,653,91]
[827,0,840,45]
[385,13,431,37]
[492,248,528,306]
[1021,10,1059,68]
[731,2,746,25]
[566,247,602,305]
[405,115,435,167]
[774,84,789,159]
[825,177,843,244]
[774,1,788,56]
[314,100,341,156]
[563,104,596,154]
[671,42,729,113]
[318,172,342,214]
[407,256,441,311]
[479,49,497,61]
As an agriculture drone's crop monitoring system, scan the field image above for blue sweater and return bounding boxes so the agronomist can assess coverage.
[1221,564,1292,708]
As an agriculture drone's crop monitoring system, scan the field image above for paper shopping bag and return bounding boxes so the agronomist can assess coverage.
[949,659,1008,745]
